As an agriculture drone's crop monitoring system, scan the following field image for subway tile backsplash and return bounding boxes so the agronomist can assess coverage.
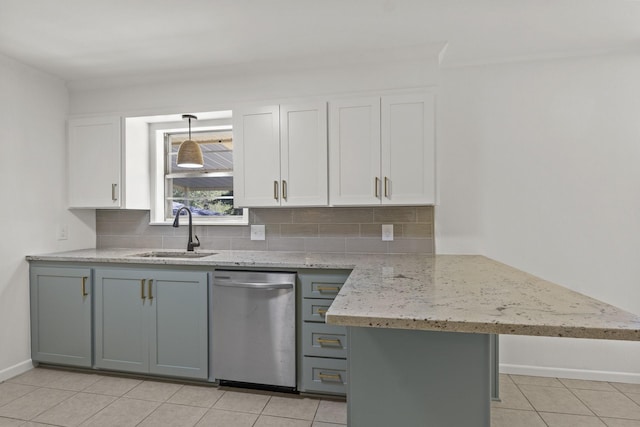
[96,206,434,254]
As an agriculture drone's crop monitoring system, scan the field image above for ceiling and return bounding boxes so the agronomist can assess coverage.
[1,0,640,87]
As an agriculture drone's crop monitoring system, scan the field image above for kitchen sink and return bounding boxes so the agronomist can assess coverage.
[129,251,218,259]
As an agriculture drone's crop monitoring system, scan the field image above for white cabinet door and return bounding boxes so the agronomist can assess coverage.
[280,103,328,206]
[381,93,436,205]
[68,116,122,208]
[233,106,281,207]
[328,97,381,206]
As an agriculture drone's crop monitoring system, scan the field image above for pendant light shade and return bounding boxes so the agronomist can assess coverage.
[177,114,204,168]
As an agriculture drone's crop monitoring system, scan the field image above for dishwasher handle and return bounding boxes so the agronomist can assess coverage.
[214,281,294,290]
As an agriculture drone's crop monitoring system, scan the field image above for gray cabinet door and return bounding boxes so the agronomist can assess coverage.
[149,271,208,379]
[94,268,209,379]
[94,268,150,373]
[30,266,92,367]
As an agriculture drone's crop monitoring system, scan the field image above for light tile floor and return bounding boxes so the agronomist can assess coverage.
[2,367,640,426]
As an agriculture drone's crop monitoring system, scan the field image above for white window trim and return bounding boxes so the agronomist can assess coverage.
[149,123,248,226]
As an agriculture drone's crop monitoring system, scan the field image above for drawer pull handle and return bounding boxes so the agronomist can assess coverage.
[384,176,389,198]
[282,180,287,200]
[317,308,328,316]
[374,177,380,198]
[81,276,89,297]
[317,337,341,346]
[140,279,146,300]
[148,279,153,300]
[318,372,343,383]
[274,180,279,201]
[317,285,340,293]
[111,183,118,201]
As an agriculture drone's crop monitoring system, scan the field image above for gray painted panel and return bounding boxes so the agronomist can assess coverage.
[348,327,490,427]
[302,322,347,358]
[300,272,349,299]
[94,268,149,373]
[301,356,347,395]
[301,298,333,322]
[30,266,92,367]
[149,270,208,379]
[490,334,500,401]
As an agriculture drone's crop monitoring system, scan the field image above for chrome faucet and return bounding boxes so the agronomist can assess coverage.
[172,207,200,251]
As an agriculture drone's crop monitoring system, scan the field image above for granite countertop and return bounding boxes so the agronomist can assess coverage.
[27,248,640,341]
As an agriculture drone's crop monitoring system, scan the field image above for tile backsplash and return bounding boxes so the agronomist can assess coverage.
[96,206,434,254]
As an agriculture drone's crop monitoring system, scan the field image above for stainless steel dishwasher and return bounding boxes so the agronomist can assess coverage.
[212,270,297,390]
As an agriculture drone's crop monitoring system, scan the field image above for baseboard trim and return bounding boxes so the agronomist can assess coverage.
[500,363,640,384]
[0,359,34,382]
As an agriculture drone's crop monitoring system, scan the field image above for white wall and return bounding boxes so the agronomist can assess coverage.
[437,53,640,381]
[0,54,95,381]
[69,55,439,116]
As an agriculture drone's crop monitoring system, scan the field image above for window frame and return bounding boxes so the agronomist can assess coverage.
[149,121,248,226]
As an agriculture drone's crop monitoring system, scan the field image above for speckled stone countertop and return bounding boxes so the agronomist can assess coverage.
[27,248,640,341]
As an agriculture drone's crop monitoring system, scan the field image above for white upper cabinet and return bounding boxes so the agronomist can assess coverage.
[328,97,381,205]
[68,115,149,209]
[329,92,435,206]
[234,102,328,207]
[68,116,122,208]
[280,103,328,206]
[381,92,436,205]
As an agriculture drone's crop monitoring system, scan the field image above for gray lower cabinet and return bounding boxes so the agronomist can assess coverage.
[298,271,350,395]
[30,266,93,367]
[94,268,208,380]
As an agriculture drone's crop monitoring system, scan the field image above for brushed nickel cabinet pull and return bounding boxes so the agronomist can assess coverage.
[148,279,153,300]
[140,279,146,300]
[111,183,118,201]
[317,337,341,346]
[384,176,389,198]
[318,372,342,382]
[273,180,279,201]
[317,285,340,293]
[374,177,380,198]
[282,180,287,200]
[81,276,88,297]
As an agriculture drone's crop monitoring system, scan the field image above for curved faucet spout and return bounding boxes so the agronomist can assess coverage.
[172,207,201,251]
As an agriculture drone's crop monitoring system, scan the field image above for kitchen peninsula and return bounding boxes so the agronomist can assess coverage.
[27,249,640,427]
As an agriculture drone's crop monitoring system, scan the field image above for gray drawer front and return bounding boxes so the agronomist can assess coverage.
[302,298,333,322]
[300,273,349,299]
[302,323,348,358]
[301,356,347,395]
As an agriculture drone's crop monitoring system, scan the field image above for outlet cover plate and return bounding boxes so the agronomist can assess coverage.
[382,224,394,241]
[251,224,266,241]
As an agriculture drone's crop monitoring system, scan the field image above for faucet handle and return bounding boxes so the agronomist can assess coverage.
[193,235,200,248]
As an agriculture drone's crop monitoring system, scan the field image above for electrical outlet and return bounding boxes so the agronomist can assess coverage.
[251,224,266,241]
[58,224,68,240]
[382,224,394,241]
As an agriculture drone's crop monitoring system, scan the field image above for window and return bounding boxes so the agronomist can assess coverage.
[149,119,247,225]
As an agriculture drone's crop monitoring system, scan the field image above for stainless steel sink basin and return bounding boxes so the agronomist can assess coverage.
[129,251,217,259]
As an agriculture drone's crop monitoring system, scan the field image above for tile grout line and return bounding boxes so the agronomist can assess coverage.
[508,374,551,427]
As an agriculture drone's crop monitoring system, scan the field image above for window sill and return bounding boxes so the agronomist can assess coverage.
[149,218,249,226]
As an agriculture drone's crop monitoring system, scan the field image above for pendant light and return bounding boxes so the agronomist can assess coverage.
[177,114,204,168]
